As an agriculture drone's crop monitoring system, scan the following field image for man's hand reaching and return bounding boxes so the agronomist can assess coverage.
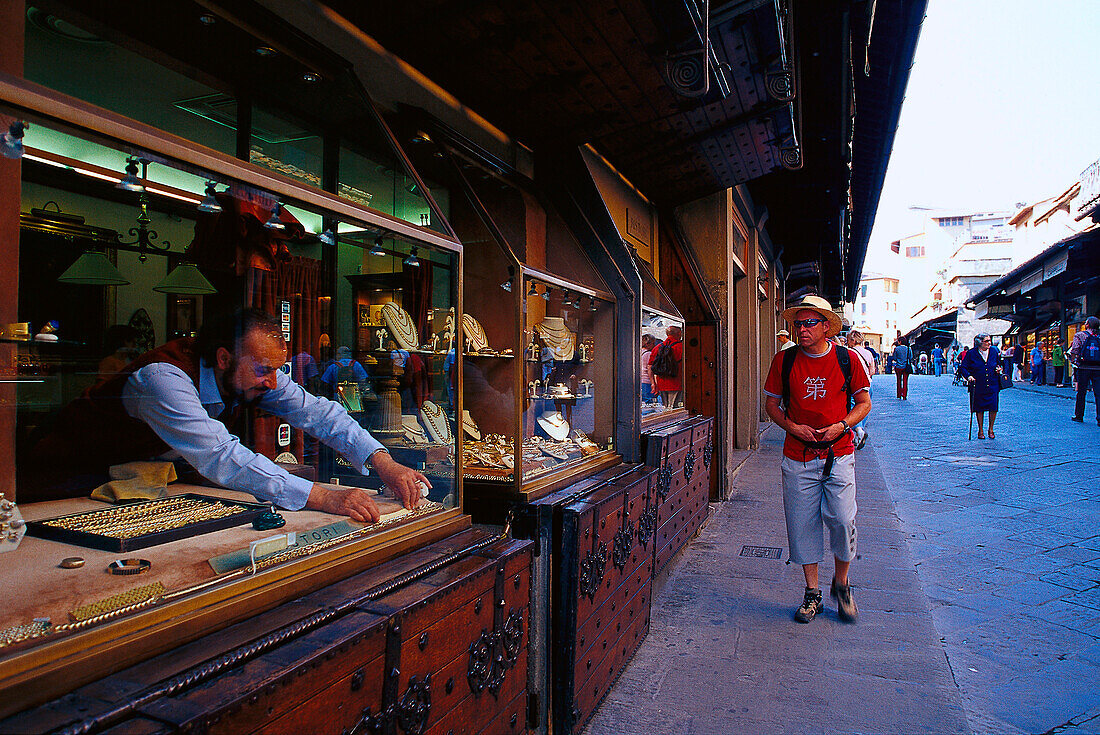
[370,450,432,510]
[305,482,381,523]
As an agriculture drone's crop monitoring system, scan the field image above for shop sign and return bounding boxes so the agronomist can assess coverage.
[1044,250,1069,280]
[1020,269,1044,294]
[1076,157,1100,221]
[986,303,1014,317]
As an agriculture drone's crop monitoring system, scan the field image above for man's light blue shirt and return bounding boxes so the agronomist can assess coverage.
[121,360,385,510]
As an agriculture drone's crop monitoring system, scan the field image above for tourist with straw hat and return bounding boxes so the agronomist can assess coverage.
[764,295,871,623]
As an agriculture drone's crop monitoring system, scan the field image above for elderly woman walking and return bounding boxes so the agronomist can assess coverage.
[959,333,1004,439]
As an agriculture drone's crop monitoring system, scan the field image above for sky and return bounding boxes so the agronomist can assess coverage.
[862,0,1100,275]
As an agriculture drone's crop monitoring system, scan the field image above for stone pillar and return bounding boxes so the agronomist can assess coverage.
[732,214,760,450]
[674,191,738,494]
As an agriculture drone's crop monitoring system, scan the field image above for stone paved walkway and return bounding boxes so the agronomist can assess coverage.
[586,374,1100,735]
[585,421,969,734]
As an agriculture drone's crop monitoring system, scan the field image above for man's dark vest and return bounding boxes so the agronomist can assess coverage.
[33,338,239,474]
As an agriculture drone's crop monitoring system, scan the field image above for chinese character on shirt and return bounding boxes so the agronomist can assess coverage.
[804,376,828,400]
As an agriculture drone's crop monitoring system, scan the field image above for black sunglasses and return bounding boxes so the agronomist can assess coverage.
[792,318,826,329]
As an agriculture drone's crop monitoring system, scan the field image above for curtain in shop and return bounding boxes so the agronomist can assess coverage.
[244,256,324,469]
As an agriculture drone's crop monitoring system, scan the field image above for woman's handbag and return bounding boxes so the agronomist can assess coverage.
[998,372,1012,390]
[906,347,916,375]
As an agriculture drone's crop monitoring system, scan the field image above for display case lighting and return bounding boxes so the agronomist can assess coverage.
[370,237,386,257]
[116,156,145,192]
[404,247,420,267]
[264,202,286,230]
[1,120,27,159]
[197,181,222,213]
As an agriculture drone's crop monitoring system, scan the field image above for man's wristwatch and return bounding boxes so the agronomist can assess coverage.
[839,420,849,431]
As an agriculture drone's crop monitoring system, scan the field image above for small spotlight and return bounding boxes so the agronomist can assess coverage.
[117,156,144,192]
[526,283,539,298]
[319,228,336,246]
[370,237,386,257]
[301,71,322,83]
[589,297,598,312]
[198,13,216,25]
[542,285,552,301]
[501,279,513,292]
[254,46,277,57]
[404,247,420,267]
[197,181,222,213]
[0,120,27,159]
[264,202,286,230]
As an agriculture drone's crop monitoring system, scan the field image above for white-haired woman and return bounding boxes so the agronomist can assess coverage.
[959,333,1003,439]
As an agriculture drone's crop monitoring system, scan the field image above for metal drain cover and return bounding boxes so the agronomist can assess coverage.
[740,545,782,559]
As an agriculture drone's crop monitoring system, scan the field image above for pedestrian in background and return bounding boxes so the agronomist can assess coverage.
[918,351,929,376]
[1012,340,1025,382]
[1052,337,1066,388]
[777,329,796,351]
[847,329,875,450]
[640,333,658,402]
[1030,343,1046,385]
[893,336,913,399]
[960,333,1003,439]
[1068,316,1100,425]
[763,295,870,624]
[932,343,945,377]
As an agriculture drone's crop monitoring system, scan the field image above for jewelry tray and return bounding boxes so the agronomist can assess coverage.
[25,493,268,553]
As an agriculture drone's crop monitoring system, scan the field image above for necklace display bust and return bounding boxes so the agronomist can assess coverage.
[535,317,576,361]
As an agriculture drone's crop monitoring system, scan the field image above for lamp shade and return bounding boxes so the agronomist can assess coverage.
[153,263,216,295]
[57,251,130,286]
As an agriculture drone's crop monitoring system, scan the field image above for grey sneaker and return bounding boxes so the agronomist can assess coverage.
[831,577,858,622]
[794,587,823,623]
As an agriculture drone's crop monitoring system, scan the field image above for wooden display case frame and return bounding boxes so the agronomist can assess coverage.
[0,75,477,715]
[440,147,622,506]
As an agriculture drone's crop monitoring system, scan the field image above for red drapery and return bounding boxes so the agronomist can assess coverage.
[245,256,324,465]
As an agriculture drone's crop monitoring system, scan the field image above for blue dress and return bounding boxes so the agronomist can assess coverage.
[960,347,1001,411]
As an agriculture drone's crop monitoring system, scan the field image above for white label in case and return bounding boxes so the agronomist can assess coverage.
[281,301,291,314]
[278,423,291,447]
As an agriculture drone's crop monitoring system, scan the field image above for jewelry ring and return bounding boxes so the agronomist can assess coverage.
[108,559,152,575]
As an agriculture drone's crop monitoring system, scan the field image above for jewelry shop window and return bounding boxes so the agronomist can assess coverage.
[0,115,461,668]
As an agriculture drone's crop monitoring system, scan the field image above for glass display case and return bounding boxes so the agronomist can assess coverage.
[403,140,620,502]
[0,81,465,700]
[637,258,688,427]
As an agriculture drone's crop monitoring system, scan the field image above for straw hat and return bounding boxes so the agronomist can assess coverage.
[776,329,790,337]
[780,295,843,337]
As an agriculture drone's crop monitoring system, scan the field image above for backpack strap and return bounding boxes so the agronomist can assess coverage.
[780,345,798,418]
[835,345,853,399]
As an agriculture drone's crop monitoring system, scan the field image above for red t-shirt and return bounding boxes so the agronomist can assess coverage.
[763,344,870,461]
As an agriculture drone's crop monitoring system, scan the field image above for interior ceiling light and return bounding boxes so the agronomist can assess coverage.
[589,296,598,312]
[319,228,336,246]
[301,71,322,83]
[198,13,216,25]
[254,46,277,57]
[263,201,286,230]
[501,279,513,292]
[403,247,420,267]
[1,120,27,159]
[116,156,144,192]
[197,181,222,213]
[154,262,216,295]
[370,237,386,257]
[58,251,130,286]
[541,285,552,301]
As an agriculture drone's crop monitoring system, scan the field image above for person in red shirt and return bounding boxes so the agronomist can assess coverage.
[649,325,684,407]
[764,295,871,624]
